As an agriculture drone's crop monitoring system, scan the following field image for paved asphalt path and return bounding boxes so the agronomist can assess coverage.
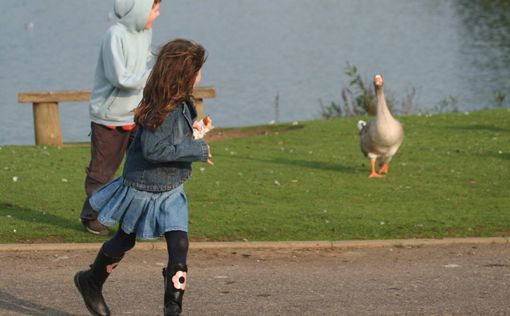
[0,242,509,315]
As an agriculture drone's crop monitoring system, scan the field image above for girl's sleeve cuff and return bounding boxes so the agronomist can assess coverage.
[199,140,209,162]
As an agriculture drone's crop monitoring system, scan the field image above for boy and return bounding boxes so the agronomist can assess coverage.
[81,0,161,235]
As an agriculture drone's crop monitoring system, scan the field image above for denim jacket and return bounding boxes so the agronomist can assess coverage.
[122,100,209,192]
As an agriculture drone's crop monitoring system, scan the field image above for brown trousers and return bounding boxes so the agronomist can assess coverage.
[80,122,135,221]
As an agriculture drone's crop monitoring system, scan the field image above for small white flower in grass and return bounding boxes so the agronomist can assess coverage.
[61,178,68,183]
[199,167,205,172]
[464,112,470,115]
[325,220,330,224]
[274,180,281,186]
[230,151,236,155]
[292,121,299,126]
[380,221,385,225]
[12,176,18,182]
[13,229,16,233]
[4,167,8,170]
[7,215,12,218]
[498,151,503,155]
[268,120,275,125]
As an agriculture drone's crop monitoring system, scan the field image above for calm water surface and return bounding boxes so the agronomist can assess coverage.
[0,0,509,144]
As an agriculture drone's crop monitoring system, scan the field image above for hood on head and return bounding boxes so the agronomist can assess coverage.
[114,0,154,32]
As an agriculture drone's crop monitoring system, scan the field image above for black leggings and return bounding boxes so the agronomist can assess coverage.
[102,229,189,266]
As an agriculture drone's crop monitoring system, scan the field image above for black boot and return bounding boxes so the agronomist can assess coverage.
[74,250,123,316]
[163,263,187,316]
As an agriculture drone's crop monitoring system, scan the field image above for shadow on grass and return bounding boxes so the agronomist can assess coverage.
[0,202,82,233]
[491,152,510,160]
[218,154,355,173]
[0,290,75,316]
[271,157,356,172]
[207,124,305,143]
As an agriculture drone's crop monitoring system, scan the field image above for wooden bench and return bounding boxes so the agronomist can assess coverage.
[18,87,216,146]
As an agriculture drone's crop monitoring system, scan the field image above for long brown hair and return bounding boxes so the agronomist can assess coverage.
[135,39,207,129]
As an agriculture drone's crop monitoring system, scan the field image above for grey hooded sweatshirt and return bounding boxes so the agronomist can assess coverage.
[89,0,154,126]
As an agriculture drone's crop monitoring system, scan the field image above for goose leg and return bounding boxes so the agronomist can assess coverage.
[379,163,389,174]
[369,159,383,178]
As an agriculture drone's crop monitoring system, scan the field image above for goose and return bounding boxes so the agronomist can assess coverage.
[358,74,404,178]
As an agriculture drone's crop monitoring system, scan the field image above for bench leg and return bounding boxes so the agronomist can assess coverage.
[33,102,63,146]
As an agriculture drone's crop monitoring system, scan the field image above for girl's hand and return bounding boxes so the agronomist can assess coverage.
[207,145,214,165]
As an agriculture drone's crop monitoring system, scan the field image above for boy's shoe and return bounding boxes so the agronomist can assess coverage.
[82,219,110,236]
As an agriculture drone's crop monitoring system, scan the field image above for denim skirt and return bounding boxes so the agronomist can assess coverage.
[89,177,189,240]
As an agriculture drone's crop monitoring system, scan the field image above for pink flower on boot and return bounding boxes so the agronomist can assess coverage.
[172,271,187,290]
[106,262,119,273]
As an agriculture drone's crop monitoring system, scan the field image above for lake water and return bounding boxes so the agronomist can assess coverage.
[1,0,509,145]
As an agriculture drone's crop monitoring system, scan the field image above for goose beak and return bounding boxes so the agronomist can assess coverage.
[374,74,384,87]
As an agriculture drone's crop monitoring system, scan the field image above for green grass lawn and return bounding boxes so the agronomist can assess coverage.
[0,109,509,243]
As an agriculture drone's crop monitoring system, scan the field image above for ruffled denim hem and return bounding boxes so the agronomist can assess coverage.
[89,177,188,240]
